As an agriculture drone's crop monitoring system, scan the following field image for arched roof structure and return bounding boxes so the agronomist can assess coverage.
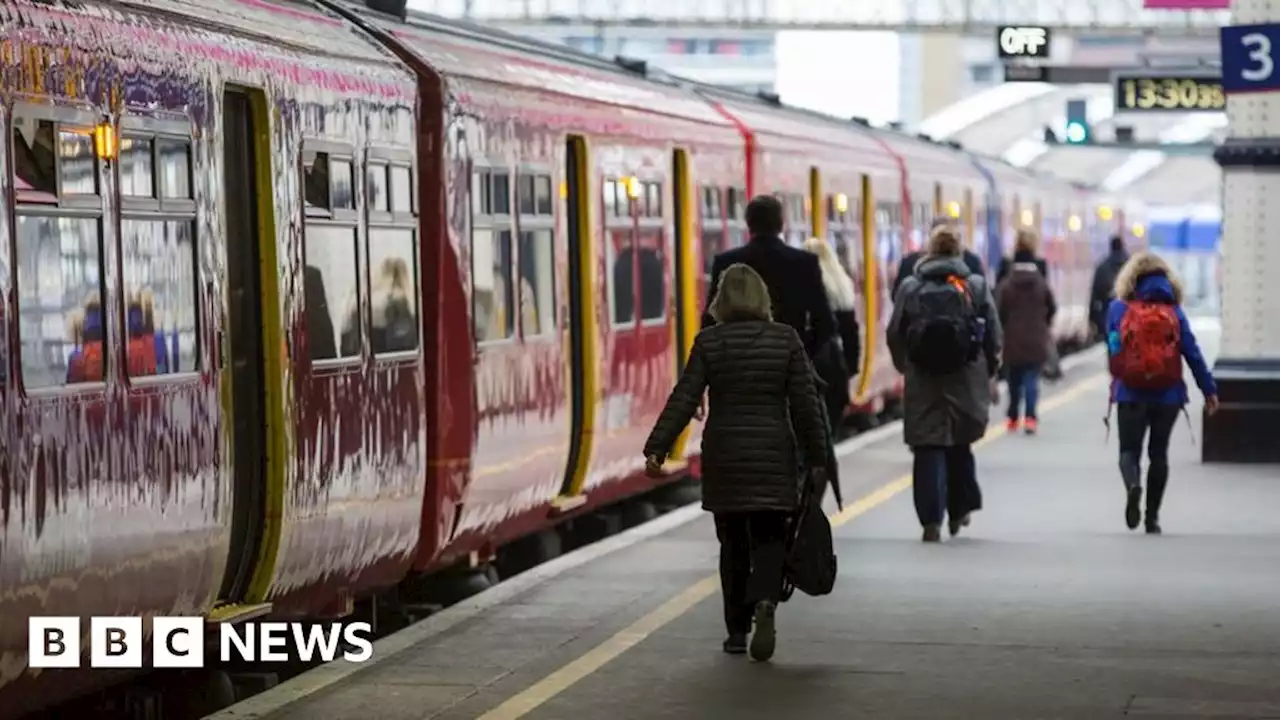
[919,83,1223,207]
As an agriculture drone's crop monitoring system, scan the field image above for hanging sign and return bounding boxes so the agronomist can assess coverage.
[1221,24,1280,94]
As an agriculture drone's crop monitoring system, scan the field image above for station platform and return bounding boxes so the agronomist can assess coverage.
[210,331,1280,720]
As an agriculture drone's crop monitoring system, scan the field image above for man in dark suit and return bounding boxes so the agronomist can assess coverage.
[702,195,835,357]
[892,217,985,299]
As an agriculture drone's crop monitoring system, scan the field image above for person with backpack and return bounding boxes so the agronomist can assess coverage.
[1105,251,1218,534]
[644,263,828,662]
[888,224,1002,542]
[997,229,1057,434]
[891,217,985,299]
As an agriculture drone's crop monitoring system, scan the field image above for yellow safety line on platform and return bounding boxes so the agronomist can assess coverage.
[475,371,1108,720]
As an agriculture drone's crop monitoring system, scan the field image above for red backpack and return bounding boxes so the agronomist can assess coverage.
[1109,301,1182,389]
[67,342,105,383]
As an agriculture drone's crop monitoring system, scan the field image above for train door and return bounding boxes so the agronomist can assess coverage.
[559,135,596,497]
[217,87,274,612]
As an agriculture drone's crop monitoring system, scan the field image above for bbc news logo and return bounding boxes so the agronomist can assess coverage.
[29,617,374,668]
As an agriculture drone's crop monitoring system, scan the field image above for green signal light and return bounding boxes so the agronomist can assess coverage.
[1065,121,1088,144]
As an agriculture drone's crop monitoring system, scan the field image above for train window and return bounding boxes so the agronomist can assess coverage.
[12,107,110,389]
[473,228,515,342]
[120,137,155,197]
[518,174,536,215]
[390,165,413,214]
[518,172,555,218]
[158,138,192,199]
[610,232,635,325]
[699,186,721,220]
[474,170,491,214]
[330,159,354,210]
[534,175,553,215]
[637,230,666,322]
[13,116,57,201]
[729,188,745,220]
[305,225,362,359]
[603,179,617,217]
[60,129,98,196]
[616,180,634,217]
[303,151,331,211]
[15,216,105,388]
[490,171,510,216]
[644,182,661,217]
[518,229,555,336]
[367,163,390,212]
[120,219,199,376]
[367,228,419,353]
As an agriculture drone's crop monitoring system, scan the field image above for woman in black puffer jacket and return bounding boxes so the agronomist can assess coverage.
[644,263,827,663]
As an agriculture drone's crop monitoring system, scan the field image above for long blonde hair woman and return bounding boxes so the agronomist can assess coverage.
[802,237,856,312]
[644,262,827,661]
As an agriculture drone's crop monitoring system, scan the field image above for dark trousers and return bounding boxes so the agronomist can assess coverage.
[1007,363,1042,421]
[714,511,789,635]
[1116,402,1180,519]
[912,445,982,527]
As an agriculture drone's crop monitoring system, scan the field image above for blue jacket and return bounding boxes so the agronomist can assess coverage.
[1105,274,1216,405]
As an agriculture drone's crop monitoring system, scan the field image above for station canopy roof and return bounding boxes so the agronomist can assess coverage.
[918,82,1224,208]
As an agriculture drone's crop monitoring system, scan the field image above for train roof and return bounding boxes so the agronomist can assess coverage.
[338,1,732,130]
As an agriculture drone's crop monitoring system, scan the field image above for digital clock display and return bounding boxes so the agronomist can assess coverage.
[1114,74,1225,112]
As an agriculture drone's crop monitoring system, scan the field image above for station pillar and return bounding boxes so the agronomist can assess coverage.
[1205,3,1280,462]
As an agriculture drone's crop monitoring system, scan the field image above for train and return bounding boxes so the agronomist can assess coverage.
[0,0,1147,716]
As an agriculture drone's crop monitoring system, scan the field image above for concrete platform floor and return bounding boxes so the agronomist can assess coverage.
[224,328,1280,720]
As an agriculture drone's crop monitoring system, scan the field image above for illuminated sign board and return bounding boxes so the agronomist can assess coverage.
[1113,73,1225,111]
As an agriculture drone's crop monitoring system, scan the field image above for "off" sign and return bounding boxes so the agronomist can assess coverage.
[997,26,1052,59]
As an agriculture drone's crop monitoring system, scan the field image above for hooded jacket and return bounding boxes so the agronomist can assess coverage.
[996,253,1056,368]
[1105,253,1216,405]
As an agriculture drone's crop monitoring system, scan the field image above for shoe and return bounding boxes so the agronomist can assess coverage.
[1145,514,1162,535]
[1125,486,1142,530]
[922,524,942,542]
[947,512,970,537]
[1005,418,1020,432]
[749,602,776,661]
[723,633,747,654]
[1024,418,1038,435]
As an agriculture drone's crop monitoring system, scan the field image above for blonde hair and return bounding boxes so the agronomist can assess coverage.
[709,263,772,323]
[802,237,856,311]
[926,224,963,258]
[1014,228,1039,255]
[1114,250,1183,304]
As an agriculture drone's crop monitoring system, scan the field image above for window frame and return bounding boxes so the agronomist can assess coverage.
[365,146,420,361]
[301,138,364,370]
[514,165,557,341]
[10,102,111,396]
[602,175,635,330]
[471,160,517,347]
[116,114,201,386]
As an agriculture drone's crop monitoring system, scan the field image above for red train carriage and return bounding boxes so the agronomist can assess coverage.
[335,5,742,570]
[0,0,423,716]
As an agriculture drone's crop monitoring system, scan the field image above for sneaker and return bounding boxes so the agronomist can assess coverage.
[922,524,942,542]
[749,602,776,661]
[1005,418,1020,432]
[1145,514,1162,535]
[1125,487,1143,530]
[1024,418,1038,435]
[723,633,747,654]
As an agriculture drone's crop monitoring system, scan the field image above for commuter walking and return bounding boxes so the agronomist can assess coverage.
[997,229,1057,434]
[1105,251,1218,534]
[1090,235,1129,341]
[802,236,862,431]
[644,263,828,662]
[889,224,1002,542]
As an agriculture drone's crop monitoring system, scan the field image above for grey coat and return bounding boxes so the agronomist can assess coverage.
[888,256,1003,448]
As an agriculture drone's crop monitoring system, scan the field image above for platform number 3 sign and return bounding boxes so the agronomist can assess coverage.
[1221,24,1280,94]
